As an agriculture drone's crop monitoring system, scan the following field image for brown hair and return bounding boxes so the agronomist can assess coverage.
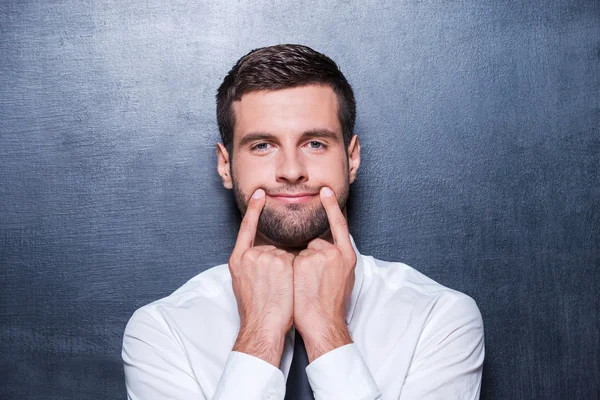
[216,44,356,154]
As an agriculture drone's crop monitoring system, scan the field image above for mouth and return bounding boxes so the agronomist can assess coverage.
[268,192,317,204]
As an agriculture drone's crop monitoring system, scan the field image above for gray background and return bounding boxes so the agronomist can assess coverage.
[1,0,598,399]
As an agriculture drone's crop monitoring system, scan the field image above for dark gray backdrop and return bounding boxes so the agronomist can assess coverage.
[1,1,598,399]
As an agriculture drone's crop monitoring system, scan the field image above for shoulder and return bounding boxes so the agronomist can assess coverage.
[361,254,483,327]
[123,263,234,336]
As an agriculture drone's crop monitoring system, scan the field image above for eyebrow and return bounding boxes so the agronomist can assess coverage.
[238,129,340,148]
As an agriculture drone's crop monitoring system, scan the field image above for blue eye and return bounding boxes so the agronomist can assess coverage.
[308,141,324,149]
[253,143,270,151]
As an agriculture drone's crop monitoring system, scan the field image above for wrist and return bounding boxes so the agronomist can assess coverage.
[233,324,286,368]
[300,320,352,363]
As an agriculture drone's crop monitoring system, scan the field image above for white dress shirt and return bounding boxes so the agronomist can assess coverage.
[122,236,485,399]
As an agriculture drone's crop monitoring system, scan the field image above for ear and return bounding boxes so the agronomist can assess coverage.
[216,143,233,189]
[347,134,361,184]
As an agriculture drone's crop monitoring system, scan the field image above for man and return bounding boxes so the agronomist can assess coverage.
[122,44,485,399]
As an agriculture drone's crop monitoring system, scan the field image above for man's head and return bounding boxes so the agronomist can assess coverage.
[216,44,360,248]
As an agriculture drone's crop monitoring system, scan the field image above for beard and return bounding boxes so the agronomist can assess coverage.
[232,178,350,248]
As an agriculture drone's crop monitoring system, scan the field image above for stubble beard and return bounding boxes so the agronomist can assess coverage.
[232,177,350,248]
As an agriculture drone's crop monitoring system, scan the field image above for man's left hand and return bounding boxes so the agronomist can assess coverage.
[293,186,357,362]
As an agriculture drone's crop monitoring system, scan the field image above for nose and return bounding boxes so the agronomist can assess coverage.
[275,149,308,184]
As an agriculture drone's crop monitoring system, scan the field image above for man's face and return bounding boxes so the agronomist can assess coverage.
[220,85,358,248]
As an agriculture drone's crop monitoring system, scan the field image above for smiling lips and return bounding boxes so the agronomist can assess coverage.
[268,193,317,204]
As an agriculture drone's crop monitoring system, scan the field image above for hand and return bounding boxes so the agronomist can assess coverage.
[229,188,295,367]
[293,186,357,362]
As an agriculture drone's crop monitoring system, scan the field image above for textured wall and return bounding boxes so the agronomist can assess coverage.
[1,1,598,399]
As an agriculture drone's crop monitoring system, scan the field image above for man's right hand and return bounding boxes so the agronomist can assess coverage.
[229,188,294,367]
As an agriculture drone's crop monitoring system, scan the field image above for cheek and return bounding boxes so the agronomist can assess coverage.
[233,158,272,191]
[308,156,347,184]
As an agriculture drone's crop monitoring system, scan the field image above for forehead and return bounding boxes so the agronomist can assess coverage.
[232,85,342,140]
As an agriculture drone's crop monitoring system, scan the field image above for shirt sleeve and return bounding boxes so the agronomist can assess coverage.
[122,308,286,400]
[305,343,383,400]
[399,296,485,400]
[212,351,286,400]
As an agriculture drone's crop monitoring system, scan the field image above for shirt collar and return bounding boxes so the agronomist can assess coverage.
[346,234,365,325]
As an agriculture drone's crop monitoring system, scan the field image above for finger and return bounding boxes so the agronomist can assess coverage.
[232,188,266,257]
[253,245,277,253]
[307,238,331,251]
[283,252,296,263]
[297,248,314,258]
[319,186,352,250]
[270,248,289,257]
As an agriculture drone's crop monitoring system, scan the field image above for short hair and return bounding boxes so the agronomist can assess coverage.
[216,44,356,154]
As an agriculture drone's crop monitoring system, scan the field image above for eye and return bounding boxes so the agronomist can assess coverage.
[251,142,272,152]
[306,141,326,150]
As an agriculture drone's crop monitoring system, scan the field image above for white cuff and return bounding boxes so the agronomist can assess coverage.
[213,351,286,400]
[306,343,382,400]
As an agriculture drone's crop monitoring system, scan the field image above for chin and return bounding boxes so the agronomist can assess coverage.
[258,230,315,249]
[257,220,330,249]
[255,202,331,248]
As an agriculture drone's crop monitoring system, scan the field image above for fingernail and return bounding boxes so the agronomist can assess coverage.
[322,187,334,197]
[252,189,265,199]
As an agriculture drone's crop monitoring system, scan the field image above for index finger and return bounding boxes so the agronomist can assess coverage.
[319,186,352,251]
[232,188,266,257]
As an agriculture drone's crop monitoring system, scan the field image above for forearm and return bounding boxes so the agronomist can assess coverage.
[302,319,353,363]
[232,323,286,367]
[214,321,288,399]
